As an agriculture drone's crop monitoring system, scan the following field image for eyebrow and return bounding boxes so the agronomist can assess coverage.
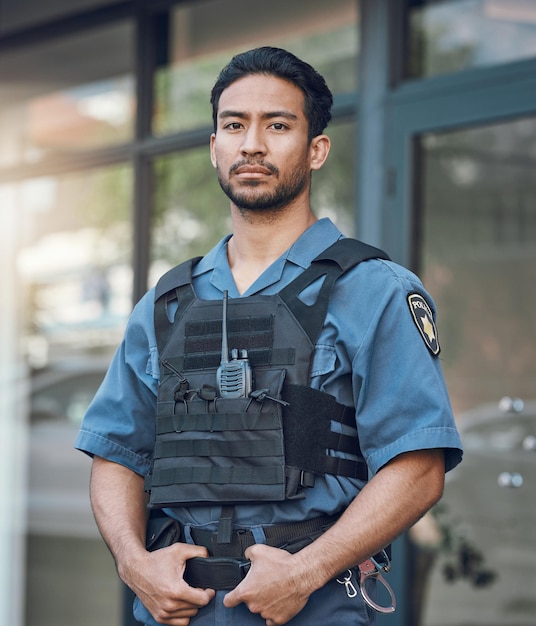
[218,110,299,122]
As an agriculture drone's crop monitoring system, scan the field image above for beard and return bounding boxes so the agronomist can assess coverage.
[217,159,310,214]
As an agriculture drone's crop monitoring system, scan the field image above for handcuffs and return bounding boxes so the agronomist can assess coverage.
[336,550,396,614]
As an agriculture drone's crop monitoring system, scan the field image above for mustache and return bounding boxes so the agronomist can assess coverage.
[229,159,279,176]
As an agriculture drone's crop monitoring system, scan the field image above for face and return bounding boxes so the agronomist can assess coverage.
[210,74,329,215]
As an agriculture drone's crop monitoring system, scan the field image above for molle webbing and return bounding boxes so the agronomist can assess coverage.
[149,392,287,506]
[164,314,295,373]
[147,238,389,507]
[150,383,367,506]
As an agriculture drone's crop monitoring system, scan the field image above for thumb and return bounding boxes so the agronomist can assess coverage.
[223,586,242,608]
[223,552,255,608]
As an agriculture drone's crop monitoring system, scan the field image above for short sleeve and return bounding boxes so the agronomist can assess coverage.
[337,262,463,476]
[74,289,159,477]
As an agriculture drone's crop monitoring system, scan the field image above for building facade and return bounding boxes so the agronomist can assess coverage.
[0,1,535,625]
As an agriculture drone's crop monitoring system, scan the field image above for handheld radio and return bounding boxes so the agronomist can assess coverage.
[216,290,253,398]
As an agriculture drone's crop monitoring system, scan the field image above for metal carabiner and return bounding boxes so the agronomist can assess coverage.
[357,558,397,614]
[336,569,359,598]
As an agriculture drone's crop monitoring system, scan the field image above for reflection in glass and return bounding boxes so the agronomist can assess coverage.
[415,117,536,626]
[408,0,536,78]
[0,0,121,35]
[150,119,357,282]
[150,146,229,283]
[17,166,133,369]
[0,21,134,168]
[2,163,132,626]
[154,0,358,135]
[419,117,536,415]
[312,119,357,238]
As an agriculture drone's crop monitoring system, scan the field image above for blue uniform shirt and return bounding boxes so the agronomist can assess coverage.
[75,218,462,625]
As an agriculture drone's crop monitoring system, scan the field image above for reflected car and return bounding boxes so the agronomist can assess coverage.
[28,360,108,537]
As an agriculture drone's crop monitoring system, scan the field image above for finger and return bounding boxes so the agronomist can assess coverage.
[180,583,216,606]
[150,595,214,624]
[223,587,242,609]
[168,542,210,560]
[150,605,198,625]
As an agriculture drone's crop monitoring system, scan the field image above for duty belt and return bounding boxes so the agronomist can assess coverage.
[146,512,392,592]
[184,513,339,590]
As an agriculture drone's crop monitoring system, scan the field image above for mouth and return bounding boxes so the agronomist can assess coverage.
[234,168,272,180]
[231,161,277,179]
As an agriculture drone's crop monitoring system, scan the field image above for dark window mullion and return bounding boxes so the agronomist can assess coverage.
[132,3,162,303]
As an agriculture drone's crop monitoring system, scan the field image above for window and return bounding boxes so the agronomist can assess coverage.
[153,0,359,135]
[408,0,536,78]
[5,163,133,626]
[150,146,229,283]
[0,0,121,34]
[415,118,536,625]
[0,20,134,168]
[419,118,536,410]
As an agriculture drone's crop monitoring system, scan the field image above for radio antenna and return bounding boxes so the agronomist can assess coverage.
[217,290,253,398]
[221,290,229,364]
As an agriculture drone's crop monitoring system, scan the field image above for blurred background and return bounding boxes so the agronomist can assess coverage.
[0,1,535,625]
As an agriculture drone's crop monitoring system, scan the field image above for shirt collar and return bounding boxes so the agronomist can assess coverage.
[286,218,343,268]
[192,218,343,295]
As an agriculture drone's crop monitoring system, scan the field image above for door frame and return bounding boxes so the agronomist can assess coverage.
[385,56,536,269]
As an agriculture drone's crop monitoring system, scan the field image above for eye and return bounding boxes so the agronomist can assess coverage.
[224,122,243,131]
[270,122,288,131]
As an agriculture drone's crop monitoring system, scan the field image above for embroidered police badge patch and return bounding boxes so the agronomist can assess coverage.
[407,293,440,356]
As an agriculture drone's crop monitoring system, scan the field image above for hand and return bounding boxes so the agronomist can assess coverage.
[126,542,216,625]
[223,545,312,625]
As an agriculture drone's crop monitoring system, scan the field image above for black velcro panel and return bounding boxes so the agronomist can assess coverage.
[184,316,274,356]
[282,384,338,472]
[282,384,367,479]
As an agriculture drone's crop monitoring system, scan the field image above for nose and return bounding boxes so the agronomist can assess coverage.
[240,124,266,156]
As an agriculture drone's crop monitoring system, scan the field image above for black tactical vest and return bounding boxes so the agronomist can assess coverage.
[145,238,389,508]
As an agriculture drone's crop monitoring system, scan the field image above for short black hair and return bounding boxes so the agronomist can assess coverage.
[210,46,333,141]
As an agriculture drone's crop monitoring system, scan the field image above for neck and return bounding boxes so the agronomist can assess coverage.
[227,202,317,294]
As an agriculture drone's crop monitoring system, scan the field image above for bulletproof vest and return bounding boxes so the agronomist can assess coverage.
[145,238,389,509]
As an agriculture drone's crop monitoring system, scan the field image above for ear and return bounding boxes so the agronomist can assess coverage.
[309,134,331,171]
[210,133,217,168]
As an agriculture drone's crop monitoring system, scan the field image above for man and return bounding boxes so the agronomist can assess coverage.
[76,47,462,626]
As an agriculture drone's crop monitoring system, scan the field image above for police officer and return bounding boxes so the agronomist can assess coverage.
[76,47,463,626]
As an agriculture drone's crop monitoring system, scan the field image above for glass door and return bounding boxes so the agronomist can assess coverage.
[411,117,536,626]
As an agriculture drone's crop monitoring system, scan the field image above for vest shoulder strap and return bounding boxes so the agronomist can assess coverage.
[153,238,390,352]
[154,257,200,356]
[155,256,201,301]
[279,238,390,345]
[314,237,389,268]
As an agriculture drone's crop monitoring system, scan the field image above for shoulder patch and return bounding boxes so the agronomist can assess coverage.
[407,293,440,356]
